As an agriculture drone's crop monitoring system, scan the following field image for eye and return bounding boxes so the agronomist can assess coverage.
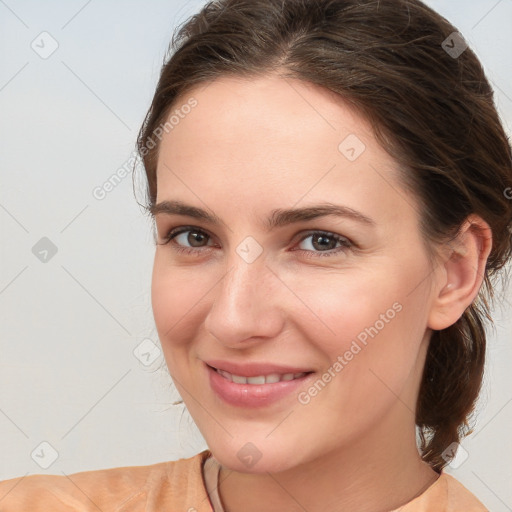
[160,226,353,258]
[160,226,215,255]
[295,231,353,257]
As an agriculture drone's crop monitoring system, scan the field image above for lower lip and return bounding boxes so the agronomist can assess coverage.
[206,364,314,408]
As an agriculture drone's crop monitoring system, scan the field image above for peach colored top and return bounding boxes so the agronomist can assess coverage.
[0,449,488,511]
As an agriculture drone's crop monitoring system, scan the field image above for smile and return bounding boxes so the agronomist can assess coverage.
[205,363,315,408]
[214,368,309,384]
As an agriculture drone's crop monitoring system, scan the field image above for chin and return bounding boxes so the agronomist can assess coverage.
[207,437,305,474]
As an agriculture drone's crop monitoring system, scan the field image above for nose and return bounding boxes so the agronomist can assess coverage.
[204,253,285,349]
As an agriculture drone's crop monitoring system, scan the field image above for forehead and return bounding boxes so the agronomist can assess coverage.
[164,74,373,156]
[154,75,415,229]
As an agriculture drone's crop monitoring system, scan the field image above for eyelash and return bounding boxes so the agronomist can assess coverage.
[159,225,354,258]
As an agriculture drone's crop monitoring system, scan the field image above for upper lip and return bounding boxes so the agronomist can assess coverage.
[205,360,314,377]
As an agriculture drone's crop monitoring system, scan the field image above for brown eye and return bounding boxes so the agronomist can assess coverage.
[297,231,352,255]
[184,230,209,247]
[311,233,338,251]
[161,227,214,251]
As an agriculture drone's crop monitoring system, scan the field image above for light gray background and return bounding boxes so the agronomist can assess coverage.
[1,0,511,510]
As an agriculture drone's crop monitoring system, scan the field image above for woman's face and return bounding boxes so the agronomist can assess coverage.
[151,75,439,473]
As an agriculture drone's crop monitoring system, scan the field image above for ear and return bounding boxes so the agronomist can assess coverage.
[428,215,492,331]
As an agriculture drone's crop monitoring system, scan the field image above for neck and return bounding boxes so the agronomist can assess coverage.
[216,408,439,512]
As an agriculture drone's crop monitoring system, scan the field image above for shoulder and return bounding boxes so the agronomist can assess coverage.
[0,450,212,512]
[397,471,489,511]
[441,473,489,511]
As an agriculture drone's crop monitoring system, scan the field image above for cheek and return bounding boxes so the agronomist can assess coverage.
[150,252,211,354]
[289,263,430,395]
[287,266,412,351]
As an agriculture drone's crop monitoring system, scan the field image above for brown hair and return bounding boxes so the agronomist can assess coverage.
[136,0,512,471]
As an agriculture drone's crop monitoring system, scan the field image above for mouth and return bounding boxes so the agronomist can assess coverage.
[208,364,312,384]
[205,362,315,408]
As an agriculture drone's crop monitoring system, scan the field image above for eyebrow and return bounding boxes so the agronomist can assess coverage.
[149,200,375,229]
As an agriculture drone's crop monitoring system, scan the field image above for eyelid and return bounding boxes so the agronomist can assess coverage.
[161,224,354,241]
[160,225,356,259]
[159,225,217,245]
[292,229,352,245]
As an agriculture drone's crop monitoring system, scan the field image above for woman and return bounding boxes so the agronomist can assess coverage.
[1,0,510,510]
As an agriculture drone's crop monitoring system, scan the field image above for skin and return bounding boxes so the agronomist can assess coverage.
[150,75,491,512]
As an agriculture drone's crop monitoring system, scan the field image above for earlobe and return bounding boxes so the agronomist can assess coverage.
[427,215,492,331]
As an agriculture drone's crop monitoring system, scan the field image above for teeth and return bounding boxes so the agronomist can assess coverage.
[232,374,247,384]
[264,373,281,384]
[216,369,307,384]
[247,376,266,384]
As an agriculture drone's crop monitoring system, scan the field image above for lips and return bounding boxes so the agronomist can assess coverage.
[204,360,315,408]
[204,359,313,378]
